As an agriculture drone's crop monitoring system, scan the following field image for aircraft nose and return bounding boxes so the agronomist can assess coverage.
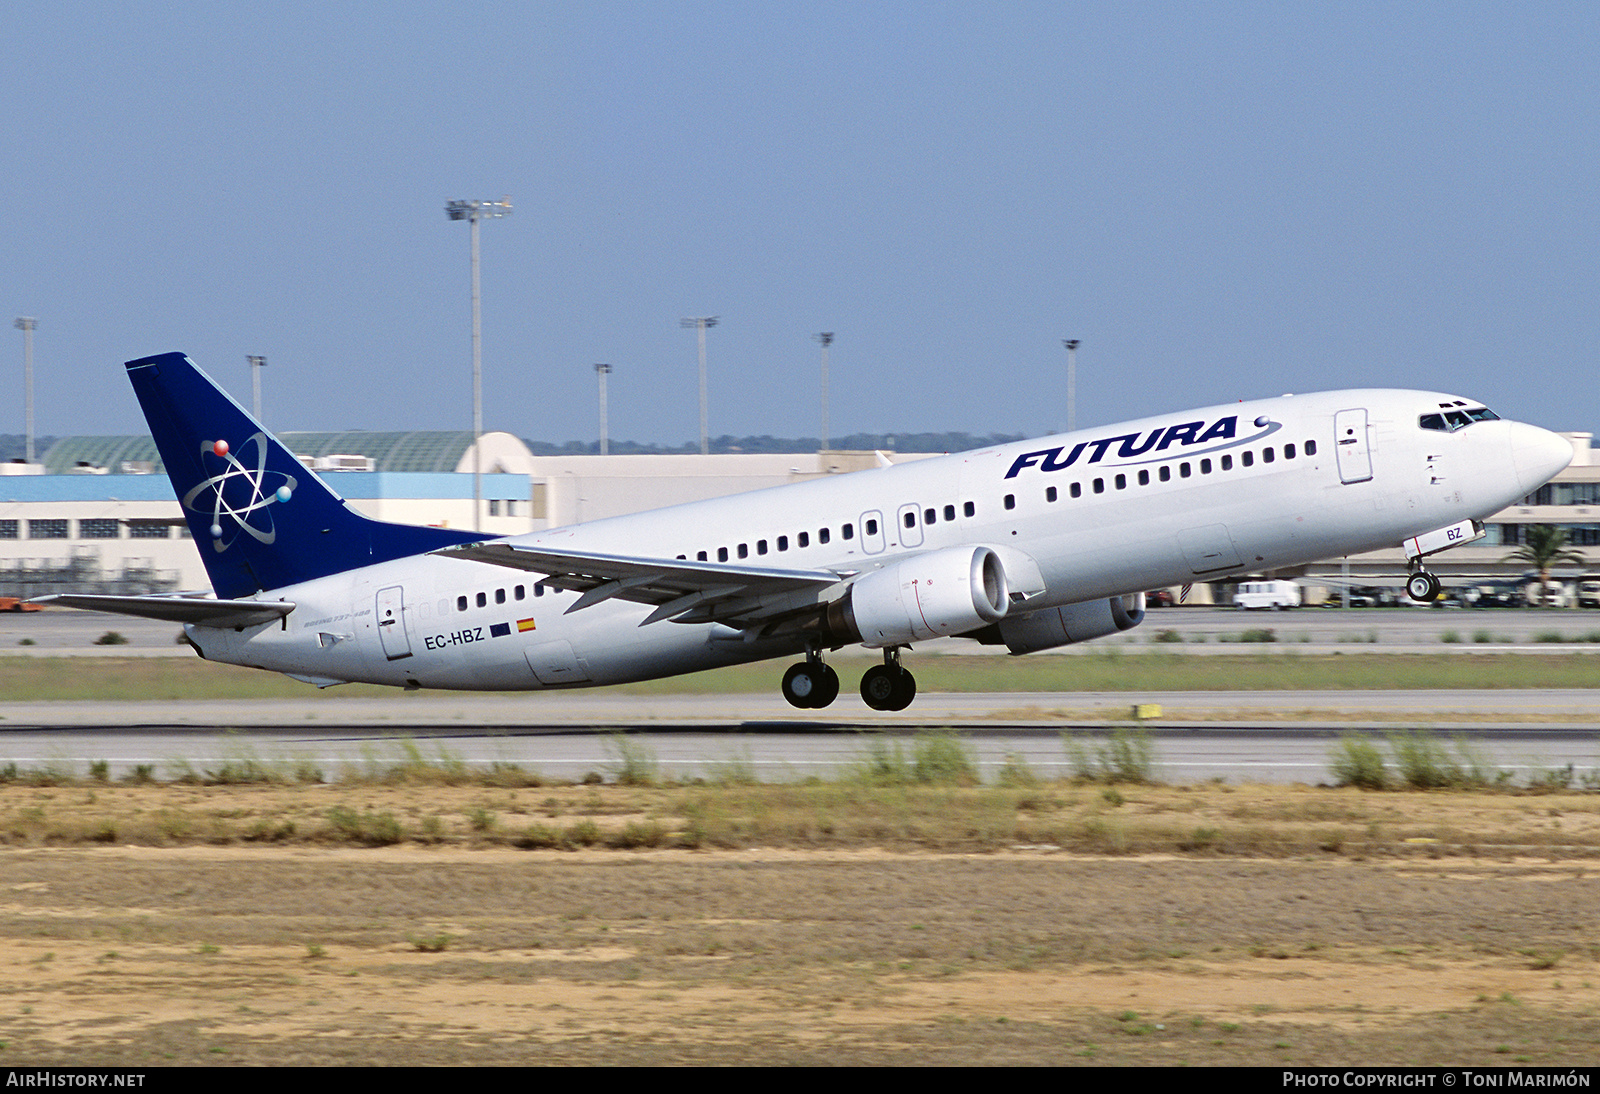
[1509,422,1573,493]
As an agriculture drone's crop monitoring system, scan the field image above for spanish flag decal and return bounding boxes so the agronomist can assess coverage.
[517,617,537,632]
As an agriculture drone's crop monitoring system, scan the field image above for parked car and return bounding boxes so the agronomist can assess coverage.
[1577,579,1600,609]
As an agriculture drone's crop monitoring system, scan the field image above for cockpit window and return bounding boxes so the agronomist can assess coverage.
[1419,406,1499,432]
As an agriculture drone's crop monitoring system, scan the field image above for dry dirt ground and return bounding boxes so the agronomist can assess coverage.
[0,784,1598,1066]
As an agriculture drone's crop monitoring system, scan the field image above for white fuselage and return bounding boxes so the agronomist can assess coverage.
[184,388,1570,691]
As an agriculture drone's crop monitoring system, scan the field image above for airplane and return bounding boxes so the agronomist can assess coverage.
[36,352,1573,711]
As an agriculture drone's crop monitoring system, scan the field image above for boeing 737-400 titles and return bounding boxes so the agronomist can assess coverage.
[37,353,1573,711]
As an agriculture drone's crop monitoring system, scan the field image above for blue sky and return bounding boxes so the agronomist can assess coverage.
[4,1,1597,445]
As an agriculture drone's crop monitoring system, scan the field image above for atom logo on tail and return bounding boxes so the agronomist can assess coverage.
[180,434,297,551]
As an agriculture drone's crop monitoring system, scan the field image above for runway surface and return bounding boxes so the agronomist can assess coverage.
[3,690,1598,785]
[5,606,1600,784]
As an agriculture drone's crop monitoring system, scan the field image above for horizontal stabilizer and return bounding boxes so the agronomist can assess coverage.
[30,594,295,628]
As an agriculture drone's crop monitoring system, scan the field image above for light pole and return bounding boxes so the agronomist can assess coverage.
[814,332,833,453]
[1062,338,1080,433]
[14,318,36,463]
[680,316,718,455]
[246,356,267,424]
[446,197,513,530]
[594,364,612,456]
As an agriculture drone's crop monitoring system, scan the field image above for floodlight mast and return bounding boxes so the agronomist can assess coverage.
[594,364,613,456]
[813,332,834,452]
[14,318,36,464]
[246,356,267,424]
[1062,338,1080,433]
[680,316,719,455]
[446,197,513,531]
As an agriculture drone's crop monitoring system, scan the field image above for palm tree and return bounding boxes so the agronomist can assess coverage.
[1503,525,1586,605]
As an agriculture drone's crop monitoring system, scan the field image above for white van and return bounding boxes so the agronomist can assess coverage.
[1233,580,1302,611]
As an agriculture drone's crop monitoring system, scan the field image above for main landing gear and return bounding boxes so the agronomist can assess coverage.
[1406,568,1442,603]
[780,652,840,709]
[860,648,916,711]
[779,647,917,711]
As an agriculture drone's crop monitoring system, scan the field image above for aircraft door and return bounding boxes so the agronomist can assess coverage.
[897,503,923,548]
[1334,409,1373,484]
[375,585,413,661]
[860,510,886,555]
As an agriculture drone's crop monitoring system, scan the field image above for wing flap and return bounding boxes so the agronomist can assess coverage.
[30,594,295,628]
[433,542,848,624]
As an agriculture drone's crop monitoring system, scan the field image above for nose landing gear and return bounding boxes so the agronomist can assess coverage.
[1406,569,1442,603]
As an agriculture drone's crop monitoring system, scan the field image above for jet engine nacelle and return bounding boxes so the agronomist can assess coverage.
[832,545,1010,648]
[996,593,1145,654]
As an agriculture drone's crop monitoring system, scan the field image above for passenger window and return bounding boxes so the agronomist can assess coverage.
[1093,478,1105,494]
[943,504,956,521]
[737,543,748,559]
[863,521,876,536]
[1114,474,1126,489]
[1159,466,1171,482]
[1221,455,1232,471]
[1004,494,1016,510]
[799,532,810,548]
[535,585,545,598]
[476,592,487,608]
[1070,482,1082,498]
[1305,439,1318,456]
[778,535,789,551]
[904,511,916,529]
[457,596,468,612]
[1046,486,1057,502]
[1138,469,1150,485]
[818,527,830,544]
[697,550,707,561]
[1285,443,1296,459]
[495,588,506,604]
[1180,463,1192,478]
[515,585,525,600]
[924,508,936,524]
[1199,458,1211,474]
[717,547,729,561]
[963,501,976,517]
[757,539,768,555]
[1263,447,1276,463]
[1242,451,1254,467]
[842,524,853,540]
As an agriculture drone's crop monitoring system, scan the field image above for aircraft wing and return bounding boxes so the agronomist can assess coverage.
[433,542,851,625]
[29,594,295,628]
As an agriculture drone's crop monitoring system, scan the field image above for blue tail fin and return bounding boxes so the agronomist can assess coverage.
[127,352,487,599]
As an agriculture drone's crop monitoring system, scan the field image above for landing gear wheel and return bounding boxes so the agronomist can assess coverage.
[859,664,917,711]
[1406,571,1441,603]
[811,663,839,707]
[782,662,840,709]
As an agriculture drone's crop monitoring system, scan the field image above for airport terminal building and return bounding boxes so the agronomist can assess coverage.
[2,429,1595,603]
[0,432,923,598]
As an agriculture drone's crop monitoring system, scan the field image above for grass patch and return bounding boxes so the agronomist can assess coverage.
[1387,730,1504,790]
[1064,726,1156,784]
[1329,734,1389,790]
[850,732,981,787]
[604,733,659,787]
[15,651,1600,702]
